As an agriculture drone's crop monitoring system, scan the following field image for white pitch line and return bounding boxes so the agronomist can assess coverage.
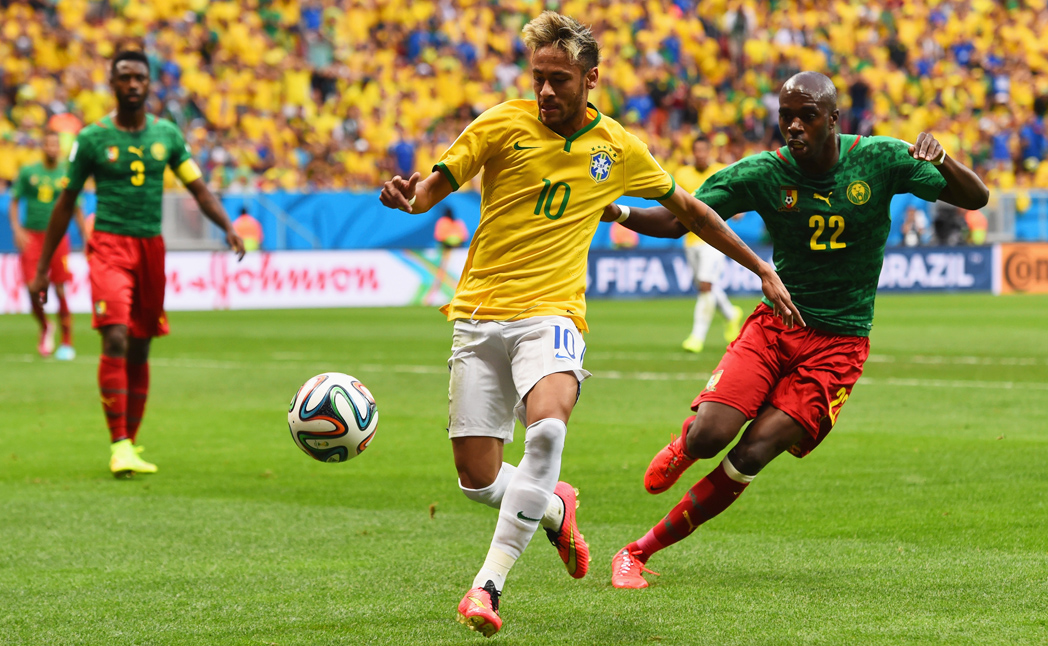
[4,355,1048,391]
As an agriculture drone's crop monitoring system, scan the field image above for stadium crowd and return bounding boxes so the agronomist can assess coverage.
[1,0,1047,196]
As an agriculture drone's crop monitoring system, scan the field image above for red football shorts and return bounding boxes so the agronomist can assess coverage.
[87,230,169,338]
[20,230,72,284]
[693,303,870,458]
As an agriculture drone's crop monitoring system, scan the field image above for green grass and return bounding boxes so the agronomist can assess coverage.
[1,294,1047,645]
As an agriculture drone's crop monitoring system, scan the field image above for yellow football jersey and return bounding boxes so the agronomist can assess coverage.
[675,161,726,248]
[434,100,675,332]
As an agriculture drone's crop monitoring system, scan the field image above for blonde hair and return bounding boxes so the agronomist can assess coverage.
[522,11,601,71]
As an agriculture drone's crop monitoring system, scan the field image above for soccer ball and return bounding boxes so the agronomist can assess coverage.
[288,372,378,463]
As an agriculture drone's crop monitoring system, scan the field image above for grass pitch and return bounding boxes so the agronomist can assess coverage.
[1,294,1046,645]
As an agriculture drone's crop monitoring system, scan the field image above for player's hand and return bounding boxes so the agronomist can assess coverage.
[601,203,622,222]
[226,229,246,260]
[27,272,50,306]
[380,172,420,213]
[758,263,805,328]
[909,133,946,166]
[13,225,29,251]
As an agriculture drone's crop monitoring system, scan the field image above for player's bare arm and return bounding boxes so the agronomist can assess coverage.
[656,186,804,328]
[601,203,689,238]
[909,132,989,210]
[184,178,246,259]
[379,170,453,214]
[28,188,80,303]
[7,196,28,252]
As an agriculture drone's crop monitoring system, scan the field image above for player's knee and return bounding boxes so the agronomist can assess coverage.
[523,418,566,457]
[726,442,776,476]
[685,416,737,460]
[101,329,128,357]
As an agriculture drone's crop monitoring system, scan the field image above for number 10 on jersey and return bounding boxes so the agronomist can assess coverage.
[534,179,571,220]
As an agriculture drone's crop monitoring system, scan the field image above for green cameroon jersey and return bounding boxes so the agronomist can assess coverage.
[697,135,948,336]
[66,114,195,238]
[11,162,70,231]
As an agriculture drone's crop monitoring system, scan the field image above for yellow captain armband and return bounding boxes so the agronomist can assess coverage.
[175,159,203,184]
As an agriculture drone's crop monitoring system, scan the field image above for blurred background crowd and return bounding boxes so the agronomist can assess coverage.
[1,0,1047,198]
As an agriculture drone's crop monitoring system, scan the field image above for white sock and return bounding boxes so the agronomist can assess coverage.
[472,546,515,593]
[472,418,566,590]
[459,462,565,529]
[713,287,736,319]
[691,291,716,340]
[459,462,516,509]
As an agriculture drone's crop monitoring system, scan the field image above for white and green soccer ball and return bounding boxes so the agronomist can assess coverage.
[288,372,378,463]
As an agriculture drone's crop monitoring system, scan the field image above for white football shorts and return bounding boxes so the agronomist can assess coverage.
[685,242,726,285]
[447,315,591,442]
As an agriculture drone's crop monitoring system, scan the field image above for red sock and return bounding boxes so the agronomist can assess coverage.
[630,460,752,561]
[57,294,72,345]
[126,361,150,443]
[99,355,128,443]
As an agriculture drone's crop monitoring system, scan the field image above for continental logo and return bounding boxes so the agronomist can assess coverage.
[1000,243,1048,294]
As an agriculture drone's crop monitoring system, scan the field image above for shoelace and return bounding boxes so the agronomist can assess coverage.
[481,580,501,612]
[618,550,660,577]
[663,435,693,475]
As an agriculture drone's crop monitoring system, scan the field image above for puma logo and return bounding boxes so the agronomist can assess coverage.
[814,191,832,207]
[128,146,144,158]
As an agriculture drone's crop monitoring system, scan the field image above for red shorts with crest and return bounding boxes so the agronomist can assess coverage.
[87,230,169,338]
[20,230,72,284]
[693,303,870,458]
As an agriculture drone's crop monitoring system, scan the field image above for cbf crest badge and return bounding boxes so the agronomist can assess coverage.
[779,187,799,211]
[106,146,119,162]
[589,150,613,183]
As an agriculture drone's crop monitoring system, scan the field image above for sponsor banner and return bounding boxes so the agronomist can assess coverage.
[1,249,468,314]
[585,246,994,299]
[997,243,1048,294]
[877,246,992,292]
[1,244,996,314]
[585,248,771,298]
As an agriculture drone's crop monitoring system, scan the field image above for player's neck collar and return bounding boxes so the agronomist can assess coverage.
[776,134,860,175]
[537,102,602,152]
[106,112,152,133]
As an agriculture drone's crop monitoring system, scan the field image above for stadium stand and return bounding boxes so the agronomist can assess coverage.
[1,0,1046,197]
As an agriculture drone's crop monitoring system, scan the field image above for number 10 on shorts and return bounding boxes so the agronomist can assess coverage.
[553,324,577,360]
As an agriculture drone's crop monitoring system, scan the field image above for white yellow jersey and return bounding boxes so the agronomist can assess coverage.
[434,99,675,332]
[675,162,726,248]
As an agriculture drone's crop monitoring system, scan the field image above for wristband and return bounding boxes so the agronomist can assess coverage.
[930,149,946,166]
[615,205,631,223]
[400,195,416,212]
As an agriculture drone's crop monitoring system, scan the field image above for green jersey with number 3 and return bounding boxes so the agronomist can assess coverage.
[11,162,69,231]
[696,135,948,336]
[66,114,194,238]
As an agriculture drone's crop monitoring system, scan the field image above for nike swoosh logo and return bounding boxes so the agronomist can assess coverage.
[513,142,538,150]
[468,595,487,609]
[517,511,542,522]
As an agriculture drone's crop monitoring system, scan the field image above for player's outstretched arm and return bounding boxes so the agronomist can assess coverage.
[185,178,245,260]
[601,203,689,238]
[910,132,989,210]
[28,189,79,303]
[379,171,453,214]
[660,185,805,328]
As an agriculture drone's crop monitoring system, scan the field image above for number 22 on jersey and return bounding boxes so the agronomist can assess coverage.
[809,215,846,251]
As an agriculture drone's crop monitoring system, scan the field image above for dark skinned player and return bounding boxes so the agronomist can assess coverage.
[605,71,989,588]
[30,50,245,477]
